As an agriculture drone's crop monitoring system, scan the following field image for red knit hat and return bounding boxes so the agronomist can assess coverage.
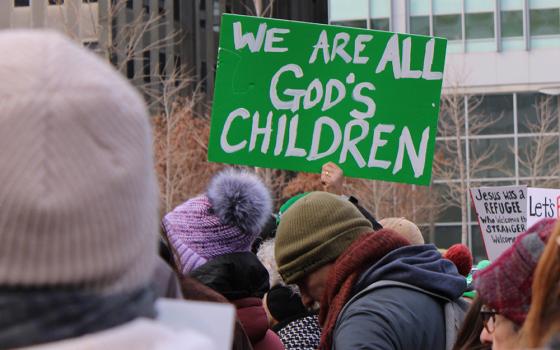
[443,244,473,277]
[474,218,557,325]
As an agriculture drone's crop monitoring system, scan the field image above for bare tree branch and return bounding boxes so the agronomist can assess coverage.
[517,96,560,187]
[433,79,510,244]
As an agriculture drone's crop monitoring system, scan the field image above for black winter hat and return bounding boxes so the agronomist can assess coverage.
[266,285,307,322]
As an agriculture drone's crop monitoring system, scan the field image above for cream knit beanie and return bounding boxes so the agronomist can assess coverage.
[0,30,159,293]
[378,217,425,245]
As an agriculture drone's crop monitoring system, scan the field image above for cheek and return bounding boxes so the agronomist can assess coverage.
[479,326,493,344]
[307,280,326,303]
[296,283,315,307]
[493,321,520,350]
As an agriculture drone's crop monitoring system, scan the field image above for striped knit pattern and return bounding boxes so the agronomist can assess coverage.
[0,30,158,293]
[163,195,257,275]
[474,218,556,325]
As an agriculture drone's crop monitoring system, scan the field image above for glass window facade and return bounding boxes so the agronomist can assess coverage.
[327,1,560,260]
[465,0,495,40]
[371,18,390,31]
[502,0,525,49]
[432,0,462,44]
[330,0,367,22]
[530,8,560,35]
[410,16,430,35]
[470,94,514,135]
[410,0,430,16]
[433,14,462,40]
[529,1,560,47]
[329,0,560,53]
[328,0,560,52]
[410,0,431,35]
[518,93,559,133]
[518,93,541,133]
[518,136,560,177]
[469,138,516,178]
[434,225,462,249]
[433,0,461,14]
[331,20,367,28]
[501,10,524,37]
[328,0,390,31]
[471,225,487,262]
[370,0,390,31]
[466,12,494,39]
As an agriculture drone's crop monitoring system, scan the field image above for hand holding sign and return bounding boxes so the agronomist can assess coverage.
[321,162,344,195]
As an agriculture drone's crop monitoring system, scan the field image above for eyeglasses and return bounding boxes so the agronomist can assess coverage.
[480,305,497,334]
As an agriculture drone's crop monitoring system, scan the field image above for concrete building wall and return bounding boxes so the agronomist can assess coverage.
[445,49,560,94]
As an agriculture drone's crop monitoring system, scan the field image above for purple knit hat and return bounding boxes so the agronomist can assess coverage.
[474,218,557,325]
[163,169,272,276]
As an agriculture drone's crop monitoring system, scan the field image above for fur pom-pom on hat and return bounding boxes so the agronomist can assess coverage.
[443,244,473,277]
[207,169,272,236]
[163,169,273,275]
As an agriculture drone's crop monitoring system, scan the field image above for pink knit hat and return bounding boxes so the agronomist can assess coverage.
[163,169,272,275]
[474,218,557,325]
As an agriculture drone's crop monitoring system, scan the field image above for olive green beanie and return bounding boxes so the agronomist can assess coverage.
[275,191,373,284]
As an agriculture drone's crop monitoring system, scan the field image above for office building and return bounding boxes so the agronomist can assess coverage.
[329,0,560,260]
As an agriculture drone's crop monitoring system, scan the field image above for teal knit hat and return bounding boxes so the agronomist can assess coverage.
[276,192,309,224]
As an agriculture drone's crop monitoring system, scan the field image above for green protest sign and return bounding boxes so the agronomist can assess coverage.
[208,14,447,185]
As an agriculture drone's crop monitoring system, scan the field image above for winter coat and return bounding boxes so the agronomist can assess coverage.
[19,299,233,350]
[333,244,467,350]
[21,319,215,350]
[191,252,284,350]
[181,275,254,350]
[234,297,285,350]
[152,256,183,299]
[272,313,321,350]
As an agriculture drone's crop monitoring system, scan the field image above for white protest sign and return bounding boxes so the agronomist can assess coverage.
[470,185,527,261]
[156,299,235,350]
[527,187,560,227]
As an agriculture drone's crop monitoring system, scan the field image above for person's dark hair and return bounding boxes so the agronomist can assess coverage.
[266,285,307,322]
[158,237,175,267]
[159,224,182,274]
[251,214,278,253]
[452,297,492,350]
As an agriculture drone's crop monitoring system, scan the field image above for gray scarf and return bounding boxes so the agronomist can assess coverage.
[0,285,156,349]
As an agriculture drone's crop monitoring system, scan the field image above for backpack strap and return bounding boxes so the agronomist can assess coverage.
[443,297,469,350]
[336,280,467,350]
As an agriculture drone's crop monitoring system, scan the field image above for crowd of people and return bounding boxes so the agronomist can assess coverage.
[1,29,559,350]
